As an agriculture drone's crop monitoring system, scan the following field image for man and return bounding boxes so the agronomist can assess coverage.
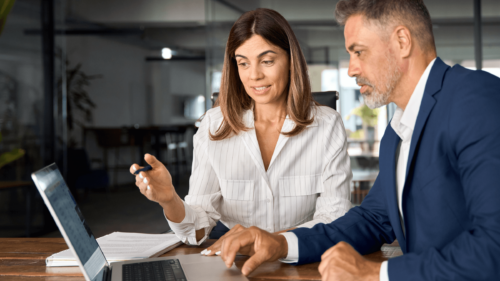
[216,0,500,280]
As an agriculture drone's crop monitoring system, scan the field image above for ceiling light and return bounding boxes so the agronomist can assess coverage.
[162,48,172,59]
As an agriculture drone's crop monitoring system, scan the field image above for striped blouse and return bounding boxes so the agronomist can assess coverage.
[167,105,352,245]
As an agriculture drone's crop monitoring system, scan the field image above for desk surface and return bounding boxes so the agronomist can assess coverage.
[0,238,402,280]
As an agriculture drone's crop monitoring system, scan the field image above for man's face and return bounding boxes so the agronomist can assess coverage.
[344,15,401,109]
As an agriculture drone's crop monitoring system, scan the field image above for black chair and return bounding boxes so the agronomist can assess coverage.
[66,148,110,198]
[211,91,339,110]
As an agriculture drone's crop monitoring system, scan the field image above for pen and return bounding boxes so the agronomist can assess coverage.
[134,165,152,175]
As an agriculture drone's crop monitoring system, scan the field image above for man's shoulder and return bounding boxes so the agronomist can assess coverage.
[444,64,500,89]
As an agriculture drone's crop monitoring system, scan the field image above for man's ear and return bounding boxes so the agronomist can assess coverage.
[394,25,412,58]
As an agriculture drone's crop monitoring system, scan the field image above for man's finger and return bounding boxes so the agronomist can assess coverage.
[321,243,340,261]
[205,225,246,256]
[241,250,268,276]
[221,230,255,268]
[144,153,163,169]
[318,258,329,275]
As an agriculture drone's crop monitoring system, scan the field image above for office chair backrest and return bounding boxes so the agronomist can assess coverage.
[211,91,339,110]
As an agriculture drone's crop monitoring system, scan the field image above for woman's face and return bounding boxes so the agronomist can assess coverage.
[235,35,290,106]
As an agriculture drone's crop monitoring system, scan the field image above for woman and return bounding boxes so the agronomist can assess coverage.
[130,8,352,251]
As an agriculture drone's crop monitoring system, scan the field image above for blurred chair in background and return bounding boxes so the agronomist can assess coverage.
[211,91,339,110]
[66,148,109,200]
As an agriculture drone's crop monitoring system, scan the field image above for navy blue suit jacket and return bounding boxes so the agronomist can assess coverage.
[291,58,500,280]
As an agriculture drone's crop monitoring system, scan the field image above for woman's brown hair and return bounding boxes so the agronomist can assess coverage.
[211,8,314,140]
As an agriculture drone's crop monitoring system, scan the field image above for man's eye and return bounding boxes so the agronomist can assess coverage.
[355,51,362,56]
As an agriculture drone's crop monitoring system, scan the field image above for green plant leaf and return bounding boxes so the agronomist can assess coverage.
[0,148,25,169]
[345,104,380,127]
[0,0,16,37]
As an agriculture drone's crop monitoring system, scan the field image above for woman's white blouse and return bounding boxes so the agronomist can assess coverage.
[167,105,352,245]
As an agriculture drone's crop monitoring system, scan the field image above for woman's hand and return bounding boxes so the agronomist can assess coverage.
[130,154,176,205]
[201,225,296,256]
[201,224,247,256]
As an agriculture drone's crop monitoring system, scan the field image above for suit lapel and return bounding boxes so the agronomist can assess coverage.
[401,58,449,250]
[405,58,449,178]
[382,127,407,253]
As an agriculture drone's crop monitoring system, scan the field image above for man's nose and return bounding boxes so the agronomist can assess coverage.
[347,58,360,78]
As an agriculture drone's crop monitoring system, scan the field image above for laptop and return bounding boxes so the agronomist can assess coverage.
[32,164,248,281]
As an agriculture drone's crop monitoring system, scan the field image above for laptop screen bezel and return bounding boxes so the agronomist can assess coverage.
[31,163,110,281]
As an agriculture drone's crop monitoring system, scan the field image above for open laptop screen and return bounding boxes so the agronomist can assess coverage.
[32,164,108,281]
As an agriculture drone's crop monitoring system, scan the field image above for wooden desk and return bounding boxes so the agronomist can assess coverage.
[0,238,402,280]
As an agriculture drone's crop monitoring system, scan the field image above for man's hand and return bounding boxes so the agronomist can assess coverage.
[202,224,247,256]
[202,225,296,256]
[220,226,288,276]
[318,241,380,281]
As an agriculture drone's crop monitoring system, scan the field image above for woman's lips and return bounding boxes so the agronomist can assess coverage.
[251,85,271,95]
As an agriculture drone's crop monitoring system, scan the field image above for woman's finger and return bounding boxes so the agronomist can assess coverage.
[135,177,143,187]
[204,243,222,256]
[138,183,147,195]
[129,164,143,175]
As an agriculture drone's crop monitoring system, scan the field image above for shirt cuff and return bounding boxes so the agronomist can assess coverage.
[379,260,389,281]
[278,232,299,263]
[295,219,323,229]
[165,201,208,246]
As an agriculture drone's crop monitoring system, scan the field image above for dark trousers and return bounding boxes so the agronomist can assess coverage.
[208,221,230,239]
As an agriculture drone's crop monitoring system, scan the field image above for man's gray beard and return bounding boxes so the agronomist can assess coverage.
[359,55,401,109]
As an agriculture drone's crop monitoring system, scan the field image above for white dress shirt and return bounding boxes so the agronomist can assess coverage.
[281,58,437,280]
[167,105,353,245]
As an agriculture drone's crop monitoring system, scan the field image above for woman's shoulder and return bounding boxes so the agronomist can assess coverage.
[198,107,224,135]
[204,106,224,122]
[311,104,342,124]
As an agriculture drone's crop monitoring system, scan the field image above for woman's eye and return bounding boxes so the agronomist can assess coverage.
[263,60,274,65]
[238,62,248,67]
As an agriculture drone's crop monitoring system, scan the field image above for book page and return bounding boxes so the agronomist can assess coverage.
[47,232,181,266]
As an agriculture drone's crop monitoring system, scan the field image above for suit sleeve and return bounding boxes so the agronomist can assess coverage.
[388,71,500,280]
[291,172,396,265]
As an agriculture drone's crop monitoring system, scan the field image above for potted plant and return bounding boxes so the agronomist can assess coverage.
[0,132,24,170]
[56,49,101,147]
[346,103,380,152]
[0,0,16,36]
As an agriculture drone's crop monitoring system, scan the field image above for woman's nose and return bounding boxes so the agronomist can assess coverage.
[249,65,264,80]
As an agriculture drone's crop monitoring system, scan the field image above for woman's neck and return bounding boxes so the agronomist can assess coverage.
[253,99,287,124]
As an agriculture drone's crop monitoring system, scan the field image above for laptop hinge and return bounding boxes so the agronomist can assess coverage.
[104,266,112,281]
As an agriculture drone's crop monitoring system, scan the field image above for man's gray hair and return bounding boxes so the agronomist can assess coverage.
[335,0,436,53]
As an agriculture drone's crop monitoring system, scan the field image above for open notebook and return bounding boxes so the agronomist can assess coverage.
[46,232,182,267]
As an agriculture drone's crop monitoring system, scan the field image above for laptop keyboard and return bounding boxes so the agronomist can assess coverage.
[122,259,187,281]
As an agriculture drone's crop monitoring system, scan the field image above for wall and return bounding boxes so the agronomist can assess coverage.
[66,37,205,185]
[150,60,206,125]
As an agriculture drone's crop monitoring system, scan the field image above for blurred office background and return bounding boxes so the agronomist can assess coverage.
[0,0,499,238]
